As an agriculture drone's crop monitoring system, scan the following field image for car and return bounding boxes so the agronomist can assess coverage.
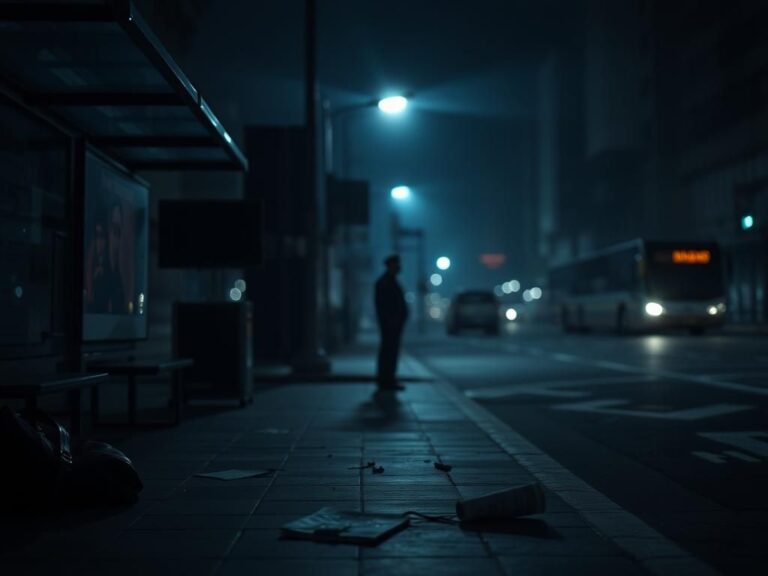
[446,290,500,335]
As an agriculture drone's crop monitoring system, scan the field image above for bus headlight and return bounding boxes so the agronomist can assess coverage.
[708,303,726,316]
[645,302,664,317]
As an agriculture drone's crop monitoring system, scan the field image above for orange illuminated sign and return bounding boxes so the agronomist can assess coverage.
[672,250,711,264]
[480,253,506,269]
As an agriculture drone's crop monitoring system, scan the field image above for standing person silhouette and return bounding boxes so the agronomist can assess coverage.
[375,254,408,391]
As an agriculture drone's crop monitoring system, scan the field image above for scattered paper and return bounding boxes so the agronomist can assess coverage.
[281,507,409,545]
[194,469,273,481]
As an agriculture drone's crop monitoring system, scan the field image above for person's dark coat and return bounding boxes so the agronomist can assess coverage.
[375,272,408,332]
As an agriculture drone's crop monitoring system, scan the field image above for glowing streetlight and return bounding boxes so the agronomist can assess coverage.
[436,256,451,270]
[391,185,411,201]
[378,95,408,114]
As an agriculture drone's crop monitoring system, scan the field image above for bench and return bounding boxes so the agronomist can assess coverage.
[0,372,109,435]
[87,357,193,426]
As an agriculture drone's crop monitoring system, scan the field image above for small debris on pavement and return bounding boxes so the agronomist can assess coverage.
[372,465,385,474]
[349,461,376,470]
[434,462,452,472]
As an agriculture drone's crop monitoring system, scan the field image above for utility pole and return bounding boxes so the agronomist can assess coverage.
[293,0,330,374]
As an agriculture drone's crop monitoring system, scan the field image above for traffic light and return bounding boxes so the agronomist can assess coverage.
[741,214,755,230]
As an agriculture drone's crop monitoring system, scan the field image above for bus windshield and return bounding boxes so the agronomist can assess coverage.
[645,246,724,301]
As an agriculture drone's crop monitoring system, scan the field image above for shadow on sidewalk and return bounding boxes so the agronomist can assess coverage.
[460,517,562,539]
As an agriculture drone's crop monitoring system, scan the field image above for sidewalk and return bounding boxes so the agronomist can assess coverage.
[0,344,715,575]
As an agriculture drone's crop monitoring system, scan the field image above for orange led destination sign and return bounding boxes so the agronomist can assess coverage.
[672,249,711,264]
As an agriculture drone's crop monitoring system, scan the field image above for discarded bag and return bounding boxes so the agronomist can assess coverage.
[456,482,546,522]
[68,441,143,506]
[0,406,72,509]
[0,406,143,509]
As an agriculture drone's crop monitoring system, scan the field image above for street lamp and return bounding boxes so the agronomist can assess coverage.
[391,185,411,201]
[378,95,408,114]
[321,93,412,347]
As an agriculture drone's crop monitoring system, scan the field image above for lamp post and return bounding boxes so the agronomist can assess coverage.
[321,94,409,346]
[390,186,426,334]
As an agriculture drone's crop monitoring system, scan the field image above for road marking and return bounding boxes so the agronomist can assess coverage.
[507,344,768,398]
[699,431,768,458]
[692,451,727,464]
[594,360,632,370]
[704,371,768,380]
[552,399,753,421]
[724,450,761,463]
[466,375,656,400]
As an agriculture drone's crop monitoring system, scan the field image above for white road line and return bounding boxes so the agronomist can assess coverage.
[552,399,753,421]
[699,431,768,458]
[692,451,727,464]
[724,451,761,463]
[704,372,768,380]
[466,375,657,400]
[506,344,768,398]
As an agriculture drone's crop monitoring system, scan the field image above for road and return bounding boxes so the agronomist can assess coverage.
[409,324,768,575]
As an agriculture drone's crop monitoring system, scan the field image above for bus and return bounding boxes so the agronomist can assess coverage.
[549,240,727,334]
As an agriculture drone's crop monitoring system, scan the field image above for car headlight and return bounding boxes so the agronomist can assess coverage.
[707,305,718,316]
[645,302,664,317]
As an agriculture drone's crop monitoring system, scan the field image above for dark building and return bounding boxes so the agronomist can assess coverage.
[537,0,768,325]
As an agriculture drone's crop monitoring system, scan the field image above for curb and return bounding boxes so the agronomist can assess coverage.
[403,352,721,576]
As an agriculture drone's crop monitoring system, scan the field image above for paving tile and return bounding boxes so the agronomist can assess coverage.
[263,485,360,501]
[244,514,306,530]
[169,486,269,501]
[146,498,258,515]
[229,530,359,559]
[366,474,453,486]
[0,529,116,559]
[272,474,361,486]
[253,500,361,515]
[361,525,488,558]
[364,500,456,515]
[184,475,276,488]
[0,558,218,576]
[98,529,238,559]
[363,557,502,575]
[498,555,648,576]
[128,514,249,530]
[217,558,358,576]
[484,526,623,557]
[365,485,459,501]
